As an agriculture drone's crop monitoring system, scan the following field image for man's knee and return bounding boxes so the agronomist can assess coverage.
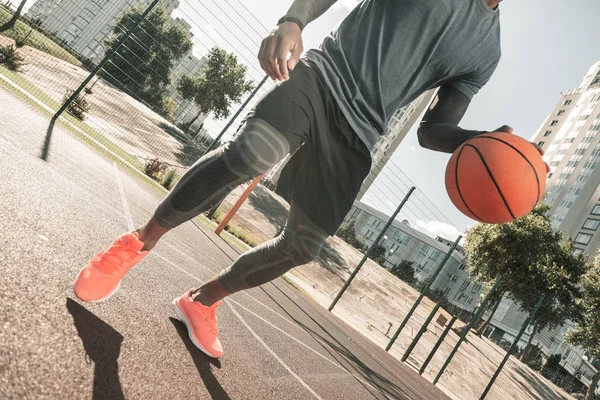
[223,118,292,178]
[283,225,326,265]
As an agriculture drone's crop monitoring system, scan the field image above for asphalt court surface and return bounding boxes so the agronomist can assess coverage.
[0,87,450,399]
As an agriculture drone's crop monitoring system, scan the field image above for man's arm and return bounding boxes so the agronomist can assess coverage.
[258,0,337,81]
[283,0,338,31]
[419,86,549,171]
[417,85,487,153]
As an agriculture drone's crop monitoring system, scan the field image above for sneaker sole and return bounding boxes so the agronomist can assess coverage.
[172,299,221,359]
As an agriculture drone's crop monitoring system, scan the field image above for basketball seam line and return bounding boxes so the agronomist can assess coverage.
[464,144,516,221]
[454,145,487,223]
[470,135,542,205]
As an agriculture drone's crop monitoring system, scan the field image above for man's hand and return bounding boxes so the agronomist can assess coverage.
[258,22,303,81]
[494,125,550,173]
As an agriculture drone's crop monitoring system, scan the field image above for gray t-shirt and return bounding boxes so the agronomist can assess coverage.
[305,0,501,150]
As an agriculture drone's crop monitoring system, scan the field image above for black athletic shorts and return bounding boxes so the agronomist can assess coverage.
[247,60,372,235]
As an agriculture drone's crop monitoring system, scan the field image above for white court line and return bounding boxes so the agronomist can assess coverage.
[229,299,380,393]
[227,302,324,400]
[160,240,303,330]
[152,252,323,399]
[113,162,135,231]
[112,165,374,399]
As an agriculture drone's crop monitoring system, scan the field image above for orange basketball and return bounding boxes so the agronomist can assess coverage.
[445,132,547,224]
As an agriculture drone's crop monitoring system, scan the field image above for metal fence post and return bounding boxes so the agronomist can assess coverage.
[202,75,270,156]
[328,186,416,311]
[41,0,161,160]
[419,315,457,375]
[479,293,546,399]
[401,300,443,362]
[385,235,462,351]
[433,275,502,384]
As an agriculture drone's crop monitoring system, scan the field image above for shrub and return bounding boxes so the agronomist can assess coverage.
[161,169,177,190]
[144,158,167,180]
[0,44,26,71]
[14,30,32,48]
[62,90,89,120]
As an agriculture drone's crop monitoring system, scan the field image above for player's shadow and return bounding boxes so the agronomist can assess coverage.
[169,318,230,400]
[66,298,125,400]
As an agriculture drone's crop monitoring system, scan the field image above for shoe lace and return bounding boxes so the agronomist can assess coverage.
[95,241,139,275]
[193,302,219,335]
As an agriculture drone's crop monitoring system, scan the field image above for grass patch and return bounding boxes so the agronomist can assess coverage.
[208,208,262,248]
[0,65,143,170]
[0,7,81,66]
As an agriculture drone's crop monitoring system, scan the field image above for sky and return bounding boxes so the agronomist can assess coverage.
[22,0,600,238]
[230,0,600,237]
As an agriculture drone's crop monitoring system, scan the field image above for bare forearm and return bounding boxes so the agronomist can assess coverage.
[283,0,338,29]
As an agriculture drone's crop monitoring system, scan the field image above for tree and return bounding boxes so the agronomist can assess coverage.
[390,260,417,286]
[336,219,367,252]
[566,258,600,400]
[370,243,388,266]
[465,203,586,347]
[102,6,192,113]
[177,47,254,133]
[0,0,27,33]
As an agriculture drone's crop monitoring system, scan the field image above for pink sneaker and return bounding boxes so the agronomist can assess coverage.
[173,289,223,358]
[74,231,148,302]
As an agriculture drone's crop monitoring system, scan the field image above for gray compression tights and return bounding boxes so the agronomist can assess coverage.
[154,118,328,294]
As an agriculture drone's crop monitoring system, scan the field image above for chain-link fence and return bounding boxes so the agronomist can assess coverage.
[1,1,598,399]
[1,0,271,186]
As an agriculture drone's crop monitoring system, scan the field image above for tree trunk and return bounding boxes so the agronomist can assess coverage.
[0,0,28,33]
[519,321,538,361]
[586,371,600,400]
[181,109,202,134]
[475,294,504,336]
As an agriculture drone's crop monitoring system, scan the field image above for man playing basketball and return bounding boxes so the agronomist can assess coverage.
[74,0,543,358]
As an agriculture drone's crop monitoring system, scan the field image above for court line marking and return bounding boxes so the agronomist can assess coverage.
[155,240,383,394]
[113,162,135,231]
[113,160,381,399]
[152,251,323,399]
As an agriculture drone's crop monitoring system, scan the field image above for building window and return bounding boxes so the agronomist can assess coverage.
[575,233,593,245]
[450,275,459,283]
[466,297,474,305]
[538,141,545,147]
[458,263,466,271]
[593,205,600,215]
[544,131,552,137]
[550,120,559,126]
[560,200,574,209]
[563,99,572,106]
[459,280,470,291]
[583,219,600,231]
[443,288,451,296]
[557,110,565,116]
[579,114,591,121]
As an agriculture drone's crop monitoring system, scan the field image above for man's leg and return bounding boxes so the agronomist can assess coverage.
[190,202,328,306]
[74,118,304,303]
[136,117,297,250]
[171,201,327,359]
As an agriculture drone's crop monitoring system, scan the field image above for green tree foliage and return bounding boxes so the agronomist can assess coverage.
[370,243,388,266]
[566,259,600,400]
[102,6,192,113]
[390,260,417,286]
[464,203,586,347]
[177,47,254,133]
[336,219,367,252]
